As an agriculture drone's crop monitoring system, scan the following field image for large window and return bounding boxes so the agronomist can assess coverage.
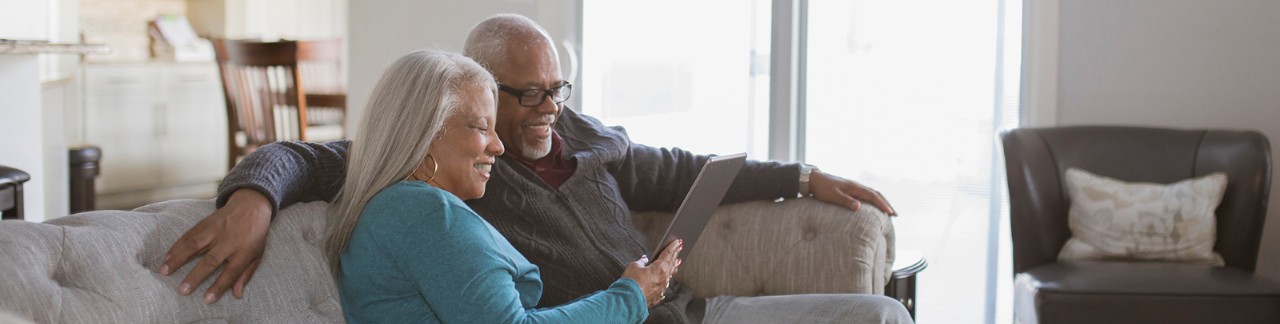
[584,1,1022,322]
[804,0,1022,323]
[581,0,772,158]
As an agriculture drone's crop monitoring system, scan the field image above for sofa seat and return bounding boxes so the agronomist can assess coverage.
[1014,262,1280,324]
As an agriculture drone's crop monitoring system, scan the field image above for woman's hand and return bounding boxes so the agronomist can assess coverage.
[621,239,683,307]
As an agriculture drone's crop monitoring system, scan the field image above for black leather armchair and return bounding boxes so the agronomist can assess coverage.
[1001,126,1280,324]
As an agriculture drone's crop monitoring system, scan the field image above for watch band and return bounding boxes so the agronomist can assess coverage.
[799,164,817,197]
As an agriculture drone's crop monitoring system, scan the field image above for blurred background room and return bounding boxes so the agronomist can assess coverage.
[3,1,1279,323]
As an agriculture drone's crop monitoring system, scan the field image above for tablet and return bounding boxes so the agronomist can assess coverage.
[649,152,747,261]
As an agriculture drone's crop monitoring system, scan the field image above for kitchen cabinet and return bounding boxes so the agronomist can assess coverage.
[82,62,227,207]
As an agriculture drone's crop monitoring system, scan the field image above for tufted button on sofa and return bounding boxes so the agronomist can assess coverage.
[1,197,893,322]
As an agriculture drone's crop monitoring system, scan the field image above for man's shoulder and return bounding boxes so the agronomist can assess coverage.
[557,108,615,134]
[556,108,631,155]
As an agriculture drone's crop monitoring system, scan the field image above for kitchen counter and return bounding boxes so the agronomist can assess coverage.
[0,40,109,55]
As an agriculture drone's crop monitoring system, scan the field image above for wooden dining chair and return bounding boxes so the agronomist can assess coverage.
[213,38,347,170]
[295,39,347,142]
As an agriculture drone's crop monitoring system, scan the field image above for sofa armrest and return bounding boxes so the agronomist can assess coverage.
[631,198,894,298]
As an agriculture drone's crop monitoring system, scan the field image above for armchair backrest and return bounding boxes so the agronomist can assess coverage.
[1001,126,1271,273]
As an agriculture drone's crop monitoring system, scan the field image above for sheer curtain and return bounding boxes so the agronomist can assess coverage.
[804,0,1022,323]
[584,1,1022,322]
[581,0,772,158]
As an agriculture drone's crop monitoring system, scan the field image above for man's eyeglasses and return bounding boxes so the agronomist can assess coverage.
[497,82,573,108]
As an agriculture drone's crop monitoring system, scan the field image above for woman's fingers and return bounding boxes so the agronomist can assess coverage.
[657,240,683,275]
[661,239,683,262]
[623,248,687,308]
[620,255,667,306]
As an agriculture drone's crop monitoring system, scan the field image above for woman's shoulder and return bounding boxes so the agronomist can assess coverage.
[357,182,492,246]
[371,180,464,205]
[362,181,470,222]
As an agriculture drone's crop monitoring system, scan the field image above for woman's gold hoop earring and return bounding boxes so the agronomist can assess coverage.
[423,154,438,183]
[407,154,439,183]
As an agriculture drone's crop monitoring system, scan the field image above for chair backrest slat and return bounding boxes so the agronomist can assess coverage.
[212,38,312,170]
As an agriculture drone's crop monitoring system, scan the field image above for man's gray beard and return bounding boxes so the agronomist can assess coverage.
[521,140,552,160]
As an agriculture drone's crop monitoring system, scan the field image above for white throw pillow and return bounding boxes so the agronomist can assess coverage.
[1058,168,1226,266]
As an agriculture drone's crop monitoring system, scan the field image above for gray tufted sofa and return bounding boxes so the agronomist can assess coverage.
[0,198,893,323]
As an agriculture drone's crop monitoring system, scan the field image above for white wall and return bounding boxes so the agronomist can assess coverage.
[192,0,348,40]
[346,0,581,133]
[0,57,46,222]
[41,79,73,219]
[1,0,51,222]
[45,0,80,219]
[0,0,48,40]
[1056,0,1280,280]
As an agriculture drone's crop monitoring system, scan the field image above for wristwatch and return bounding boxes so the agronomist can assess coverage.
[799,164,818,197]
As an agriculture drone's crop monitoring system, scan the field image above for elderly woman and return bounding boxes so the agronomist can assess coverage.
[321,50,681,323]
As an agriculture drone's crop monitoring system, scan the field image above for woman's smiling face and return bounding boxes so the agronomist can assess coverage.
[418,83,504,200]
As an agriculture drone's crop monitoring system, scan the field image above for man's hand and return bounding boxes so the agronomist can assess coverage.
[810,170,897,216]
[621,239,683,307]
[159,189,273,304]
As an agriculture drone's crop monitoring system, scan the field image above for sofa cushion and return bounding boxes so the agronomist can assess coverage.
[1059,168,1226,265]
[0,199,342,323]
[1014,262,1280,324]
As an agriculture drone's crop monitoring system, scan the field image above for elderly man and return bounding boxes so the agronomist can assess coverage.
[160,14,911,323]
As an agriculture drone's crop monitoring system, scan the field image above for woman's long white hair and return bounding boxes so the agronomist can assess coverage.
[322,50,496,277]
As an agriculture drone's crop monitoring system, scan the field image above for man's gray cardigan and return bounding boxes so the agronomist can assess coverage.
[217,108,803,323]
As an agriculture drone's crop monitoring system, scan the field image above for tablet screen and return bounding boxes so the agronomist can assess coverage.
[649,153,747,260]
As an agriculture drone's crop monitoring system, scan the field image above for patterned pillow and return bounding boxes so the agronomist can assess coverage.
[1058,168,1227,266]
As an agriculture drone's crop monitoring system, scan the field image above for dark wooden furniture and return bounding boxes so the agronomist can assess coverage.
[68,146,101,214]
[296,39,346,111]
[294,39,347,143]
[213,38,307,170]
[1002,126,1280,324]
[885,250,926,320]
[212,39,347,170]
[0,165,31,220]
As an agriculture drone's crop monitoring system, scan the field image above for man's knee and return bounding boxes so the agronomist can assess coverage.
[856,295,913,324]
[703,294,914,324]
